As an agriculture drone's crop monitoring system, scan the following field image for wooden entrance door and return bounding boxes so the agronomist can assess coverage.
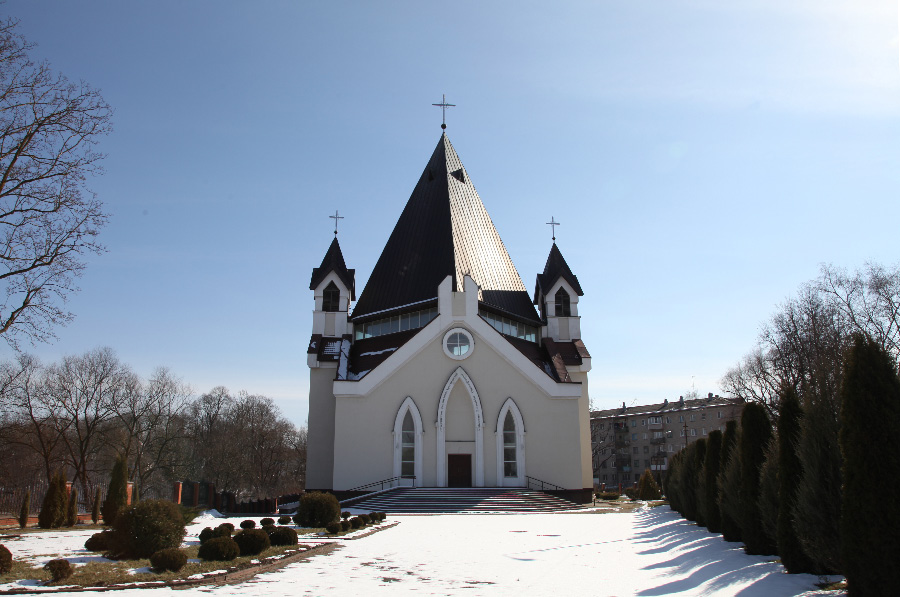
[447,454,472,487]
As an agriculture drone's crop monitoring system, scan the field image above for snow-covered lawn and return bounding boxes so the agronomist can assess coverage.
[1,506,845,596]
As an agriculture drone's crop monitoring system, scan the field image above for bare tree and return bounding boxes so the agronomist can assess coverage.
[0,18,111,348]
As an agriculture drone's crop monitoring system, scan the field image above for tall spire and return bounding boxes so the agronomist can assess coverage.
[352,134,538,323]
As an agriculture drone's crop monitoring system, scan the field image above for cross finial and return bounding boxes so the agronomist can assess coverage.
[432,94,455,130]
[329,210,344,236]
[546,216,560,242]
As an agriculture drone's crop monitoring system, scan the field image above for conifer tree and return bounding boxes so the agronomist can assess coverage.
[757,438,779,549]
[718,420,742,542]
[839,334,900,596]
[66,487,79,527]
[38,471,67,528]
[18,490,30,529]
[703,430,723,533]
[739,402,775,555]
[690,439,707,527]
[776,386,813,574]
[92,487,101,524]
[637,469,661,500]
[102,457,129,525]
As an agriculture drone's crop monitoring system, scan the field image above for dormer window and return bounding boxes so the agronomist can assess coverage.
[322,282,340,312]
[555,287,571,317]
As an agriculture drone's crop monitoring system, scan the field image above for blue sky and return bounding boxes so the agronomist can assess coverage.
[3,1,898,424]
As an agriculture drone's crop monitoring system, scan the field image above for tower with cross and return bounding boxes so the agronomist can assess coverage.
[305,119,592,503]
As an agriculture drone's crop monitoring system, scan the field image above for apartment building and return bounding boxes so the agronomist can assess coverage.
[590,394,744,486]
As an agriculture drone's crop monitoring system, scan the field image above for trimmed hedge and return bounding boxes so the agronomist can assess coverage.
[277,516,292,525]
[260,517,274,526]
[325,521,341,535]
[150,548,188,572]
[111,499,186,559]
[198,536,239,561]
[294,492,340,528]
[340,520,351,532]
[233,529,270,556]
[199,526,231,543]
[217,522,235,534]
[240,519,256,529]
[349,517,362,529]
[0,544,12,575]
[45,559,72,582]
[84,530,115,552]
[268,526,298,546]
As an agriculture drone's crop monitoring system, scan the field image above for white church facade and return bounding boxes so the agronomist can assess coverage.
[305,133,593,502]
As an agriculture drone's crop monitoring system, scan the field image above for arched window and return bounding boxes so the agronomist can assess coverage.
[401,411,415,478]
[554,287,571,316]
[503,411,517,477]
[322,281,340,312]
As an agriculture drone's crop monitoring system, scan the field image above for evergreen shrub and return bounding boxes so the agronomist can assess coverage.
[340,520,351,532]
[637,469,662,500]
[0,545,12,575]
[369,512,380,523]
[198,536,239,561]
[199,526,231,543]
[277,516,292,525]
[776,386,813,574]
[66,487,79,527]
[111,499,186,559]
[359,514,371,526]
[703,430,723,533]
[739,402,775,554]
[596,491,619,501]
[84,530,115,552]
[349,516,362,529]
[44,559,72,582]
[294,492,340,528]
[18,490,30,529]
[91,488,101,524]
[325,521,341,535]
[268,526,298,546]
[341,511,351,520]
[38,471,67,529]
[217,522,235,534]
[150,548,188,572]
[260,517,275,526]
[233,529,270,556]
[240,519,256,529]
[102,457,128,525]
[718,421,742,542]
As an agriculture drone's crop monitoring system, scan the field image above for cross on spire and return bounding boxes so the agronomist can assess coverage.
[432,94,455,130]
[329,210,344,236]
[546,216,560,242]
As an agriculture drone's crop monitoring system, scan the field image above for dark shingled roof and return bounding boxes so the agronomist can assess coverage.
[310,237,356,300]
[351,134,539,324]
[533,243,583,305]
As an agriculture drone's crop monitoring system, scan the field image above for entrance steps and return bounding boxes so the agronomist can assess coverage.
[346,487,584,513]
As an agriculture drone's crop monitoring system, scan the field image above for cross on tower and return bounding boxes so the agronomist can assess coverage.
[546,216,560,241]
[432,94,455,130]
[329,210,344,236]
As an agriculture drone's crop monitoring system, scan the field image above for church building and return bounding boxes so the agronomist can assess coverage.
[306,132,593,503]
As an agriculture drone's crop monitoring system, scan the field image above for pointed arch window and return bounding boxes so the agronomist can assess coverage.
[322,282,340,312]
[401,411,415,478]
[503,411,518,477]
[555,287,571,317]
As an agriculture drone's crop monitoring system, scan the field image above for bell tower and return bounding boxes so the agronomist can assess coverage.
[534,242,584,342]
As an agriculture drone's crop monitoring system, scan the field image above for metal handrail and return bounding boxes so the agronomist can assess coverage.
[347,476,415,493]
[525,475,565,492]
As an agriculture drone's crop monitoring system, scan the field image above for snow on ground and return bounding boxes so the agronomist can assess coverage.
[0,505,845,596]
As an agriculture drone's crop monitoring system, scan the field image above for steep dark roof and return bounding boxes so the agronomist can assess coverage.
[310,237,356,300]
[351,134,539,323]
[533,243,583,304]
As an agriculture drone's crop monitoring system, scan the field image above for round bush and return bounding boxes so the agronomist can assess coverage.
[44,559,72,582]
[261,523,276,535]
[149,548,188,572]
[198,536,239,561]
[369,512,380,523]
[84,530,115,552]
[233,529,270,556]
[325,521,341,535]
[260,517,274,526]
[199,527,218,543]
[293,492,340,528]
[349,516,362,530]
[277,516,292,525]
[268,526,298,546]
[359,514,371,526]
[111,499,186,559]
[341,511,351,520]
[218,522,235,534]
[340,520,351,532]
[240,519,256,529]
[0,544,12,575]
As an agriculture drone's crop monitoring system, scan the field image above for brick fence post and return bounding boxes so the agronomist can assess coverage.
[192,482,200,507]
[173,481,183,505]
[126,482,134,506]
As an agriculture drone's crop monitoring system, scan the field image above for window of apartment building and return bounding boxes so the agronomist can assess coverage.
[679,415,684,422]
[602,474,608,481]
[701,413,706,420]
[634,473,640,481]
[680,429,685,437]
[668,444,674,452]
[690,414,696,421]
[643,446,649,454]
[599,423,605,430]
[641,419,646,426]
[701,428,706,435]
[666,416,671,424]
[633,446,639,454]
[633,460,639,469]
[645,459,650,468]
[632,433,637,440]
[631,420,637,427]
[649,416,661,424]
[718,411,723,419]
[691,429,697,436]
[642,433,647,440]
[653,431,663,439]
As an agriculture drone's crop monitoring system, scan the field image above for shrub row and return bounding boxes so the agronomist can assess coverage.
[325,512,386,535]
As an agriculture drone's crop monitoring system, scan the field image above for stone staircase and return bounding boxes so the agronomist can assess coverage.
[345,487,585,513]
